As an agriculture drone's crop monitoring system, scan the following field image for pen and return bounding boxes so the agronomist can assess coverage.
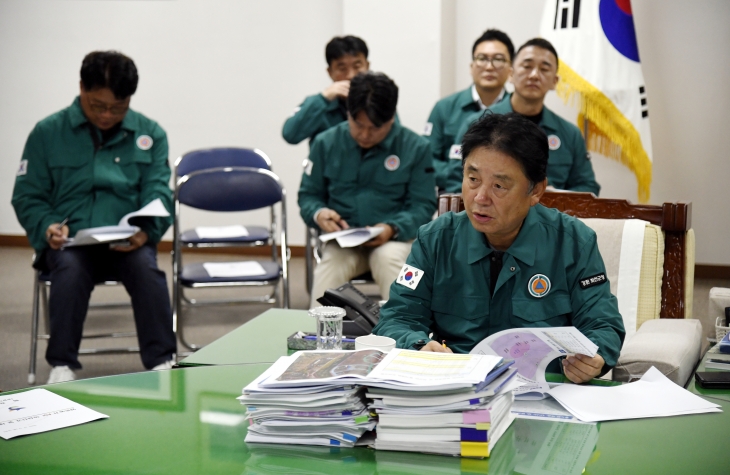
[442,340,447,348]
[47,218,69,243]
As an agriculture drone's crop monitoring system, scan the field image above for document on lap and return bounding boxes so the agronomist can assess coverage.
[0,389,108,439]
[319,227,384,248]
[63,198,169,247]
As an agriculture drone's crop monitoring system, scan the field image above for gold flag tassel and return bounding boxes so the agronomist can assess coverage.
[555,59,652,202]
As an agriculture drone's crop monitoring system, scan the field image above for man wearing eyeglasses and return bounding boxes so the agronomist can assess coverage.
[455,38,600,195]
[424,29,514,193]
[11,51,177,384]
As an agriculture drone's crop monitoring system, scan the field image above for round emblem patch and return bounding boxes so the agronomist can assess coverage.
[384,155,400,171]
[136,135,153,150]
[528,274,551,298]
[404,271,414,281]
[547,135,561,151]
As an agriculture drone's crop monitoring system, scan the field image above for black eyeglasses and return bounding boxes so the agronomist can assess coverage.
[86,98,129,116]
[473,55,508,70]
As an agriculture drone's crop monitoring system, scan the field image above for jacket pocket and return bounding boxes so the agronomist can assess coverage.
[431,293,490,321]
[512,293,572,327]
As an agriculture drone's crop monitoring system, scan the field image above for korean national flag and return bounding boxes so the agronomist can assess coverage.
[396,264,424,290]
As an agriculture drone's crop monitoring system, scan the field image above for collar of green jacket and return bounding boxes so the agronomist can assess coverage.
[465,204,541,266]
[346,120,402,155]
[454,87,480,111]
[490,93,562,133]
[68,96,142,133]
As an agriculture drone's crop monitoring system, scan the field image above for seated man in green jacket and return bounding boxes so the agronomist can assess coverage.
[373,112,624,384]
[299,72,436,307]
[282,35,370,145]
[12,51,177,384]
[449,38,600,195]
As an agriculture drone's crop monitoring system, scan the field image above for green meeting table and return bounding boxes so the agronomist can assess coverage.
[177,308,310,366]
[2,310,729,474]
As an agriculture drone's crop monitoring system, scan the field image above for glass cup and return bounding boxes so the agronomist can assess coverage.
[309,306,345,350]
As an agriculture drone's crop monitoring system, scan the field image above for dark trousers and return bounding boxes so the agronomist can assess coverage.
[43,243,176,370]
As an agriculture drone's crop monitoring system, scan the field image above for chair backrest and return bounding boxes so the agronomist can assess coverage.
[175,147,272,179]
[437,191,693,319]
[177,167,284,212]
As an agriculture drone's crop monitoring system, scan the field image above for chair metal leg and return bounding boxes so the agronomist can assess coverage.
[177,288,202,352]
[28,272,41,385]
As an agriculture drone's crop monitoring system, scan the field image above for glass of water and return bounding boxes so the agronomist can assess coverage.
[309,306,345,350]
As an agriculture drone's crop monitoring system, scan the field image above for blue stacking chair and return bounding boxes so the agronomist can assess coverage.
[173,148,289,350]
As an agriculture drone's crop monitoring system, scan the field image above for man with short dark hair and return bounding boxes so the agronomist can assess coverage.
[299,72,436,307]
[12,51,177,384]
[282,35,370,145]
[456,38,600,195]
[425,29,514,192]
[373,112,624,384]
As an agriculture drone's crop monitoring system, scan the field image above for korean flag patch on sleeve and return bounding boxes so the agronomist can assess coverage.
[396,264,424,290]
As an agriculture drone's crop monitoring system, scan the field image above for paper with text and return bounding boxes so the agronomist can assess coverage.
[471,327,598,399]
[0,389,108,439]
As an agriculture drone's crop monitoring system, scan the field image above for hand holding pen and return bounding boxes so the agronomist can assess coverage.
[45,218,69,250]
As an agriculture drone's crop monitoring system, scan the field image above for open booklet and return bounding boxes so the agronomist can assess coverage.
[319,227,384,248]
[470,327,598,400]
[62,198,170,247]
[252,348,505,392]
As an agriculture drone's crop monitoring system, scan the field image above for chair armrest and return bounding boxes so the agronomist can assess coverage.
[613,319,702,386]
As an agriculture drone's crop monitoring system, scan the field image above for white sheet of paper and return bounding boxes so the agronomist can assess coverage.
[318,229,354,242]
[319,227,384,248]
[63,198,168,248]
[90,232,135,243]
[202,261,267,278]
[0,388,108,439]
[547,366,722,422]
[119,198,170,226]
[195,225,249,239]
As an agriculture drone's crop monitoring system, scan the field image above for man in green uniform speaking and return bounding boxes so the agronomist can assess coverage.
[454,38,600,195]
[282,36,370,145]
[373,113,624,384]
[424,29,514,192]
[299,72,436,307]
[11,51,177,384]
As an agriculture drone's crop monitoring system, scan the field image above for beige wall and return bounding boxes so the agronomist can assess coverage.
[1,0,728,265]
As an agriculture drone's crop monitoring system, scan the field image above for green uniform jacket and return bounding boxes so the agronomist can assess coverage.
[425,87,483,190]
[298,121,436,241]
[12,97,174,256]
[282,93,347,145]
[425,87,508,190]
[451,94,601,195]
[373,206,625,371]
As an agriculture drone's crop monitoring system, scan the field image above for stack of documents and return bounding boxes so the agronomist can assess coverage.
[240,351,381,447]
[369,358,520,458]
[241,349,519,457]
